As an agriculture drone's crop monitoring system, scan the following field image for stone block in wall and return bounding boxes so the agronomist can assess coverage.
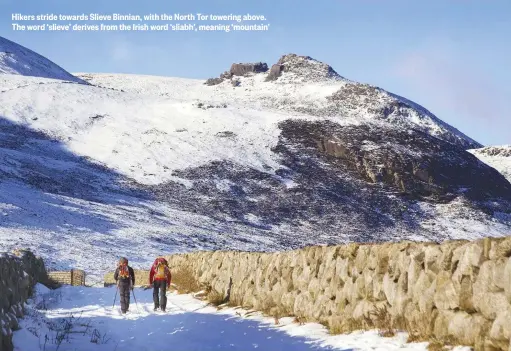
[447,311,491,346]
[408,258,422,298]
[453,241,485,283]
[335,257,350,282]
[382,272,397,306]
[459,275,475,312]
[475,260,505,296]
[474,292,508,320]
[413,271,433,309]
[503,258,511,304]
[343,276,358,305]
[361,268,374,299]
[390,273,411,317]
[337,243,359,260]
[434,271,459,310]
[354,246,370,274]
[488,307,511,349]
[425,246,442,273]
[438,240,466,272]
[352,299,377,320]
[372,273,386,301]
[493,258,507,291]
[494,237,511,259]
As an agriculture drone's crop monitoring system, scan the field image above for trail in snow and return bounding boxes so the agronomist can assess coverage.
[14,284,471,351]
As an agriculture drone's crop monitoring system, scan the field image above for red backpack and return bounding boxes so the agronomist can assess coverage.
[153,258,169,280]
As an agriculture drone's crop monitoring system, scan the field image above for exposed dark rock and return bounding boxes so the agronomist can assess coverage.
[216,131,236,138]
[204,77,223,86]
[204,62,269,85]
[220,71,233,79]
[195,102,227,109]
[473,146,511,157]
[266,64,283,81]
[271,53,344,82]
[230,62,268,76]
[284,120,511,201]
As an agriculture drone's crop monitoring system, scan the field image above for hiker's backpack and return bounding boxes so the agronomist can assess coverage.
[154,258,169,280]
[118,259,130,279]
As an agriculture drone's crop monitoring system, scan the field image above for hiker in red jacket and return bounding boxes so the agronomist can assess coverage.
[149,257,171,312]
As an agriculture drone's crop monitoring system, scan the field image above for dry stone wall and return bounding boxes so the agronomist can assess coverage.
[164,236,511,351]
[47,270,86,286]
[0,250,47,351]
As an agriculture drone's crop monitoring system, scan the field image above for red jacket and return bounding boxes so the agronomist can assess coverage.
[149,262,171,285]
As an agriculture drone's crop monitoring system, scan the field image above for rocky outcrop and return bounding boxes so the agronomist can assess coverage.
[230,62,268,76]
[0,250,48,351]
[204,77,223,86]
[164,236,511,350]
[284,120,511,201]
[265,64,283,81]
[267,53,343,82]
[203,53,343,85]
[473,146,511,158]
[204,62,268,85]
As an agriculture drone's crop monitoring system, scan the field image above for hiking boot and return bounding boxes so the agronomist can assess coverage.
[154,306,159,311]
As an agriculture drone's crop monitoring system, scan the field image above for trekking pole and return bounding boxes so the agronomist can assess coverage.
[132,288,140,314]
[112,284,118,310]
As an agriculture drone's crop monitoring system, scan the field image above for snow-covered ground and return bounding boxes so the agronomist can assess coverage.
[0,74,285,185]
[14,283,471,351]
[469,145,511,182]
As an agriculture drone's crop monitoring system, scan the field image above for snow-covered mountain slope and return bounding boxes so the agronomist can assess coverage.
[0,46,509,276]
[0,36,86,84]
[77,54,480,150]
[469,145,511,182]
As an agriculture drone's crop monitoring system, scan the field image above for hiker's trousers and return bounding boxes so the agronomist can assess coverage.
[118,280,131,312]
[153,280,167,310]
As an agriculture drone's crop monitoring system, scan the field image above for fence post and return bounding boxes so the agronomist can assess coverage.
[71,269,74,286]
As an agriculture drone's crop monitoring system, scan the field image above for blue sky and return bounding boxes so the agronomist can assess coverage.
[1,0,510,146]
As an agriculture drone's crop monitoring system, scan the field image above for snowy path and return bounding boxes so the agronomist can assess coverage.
[13,284,457,351]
